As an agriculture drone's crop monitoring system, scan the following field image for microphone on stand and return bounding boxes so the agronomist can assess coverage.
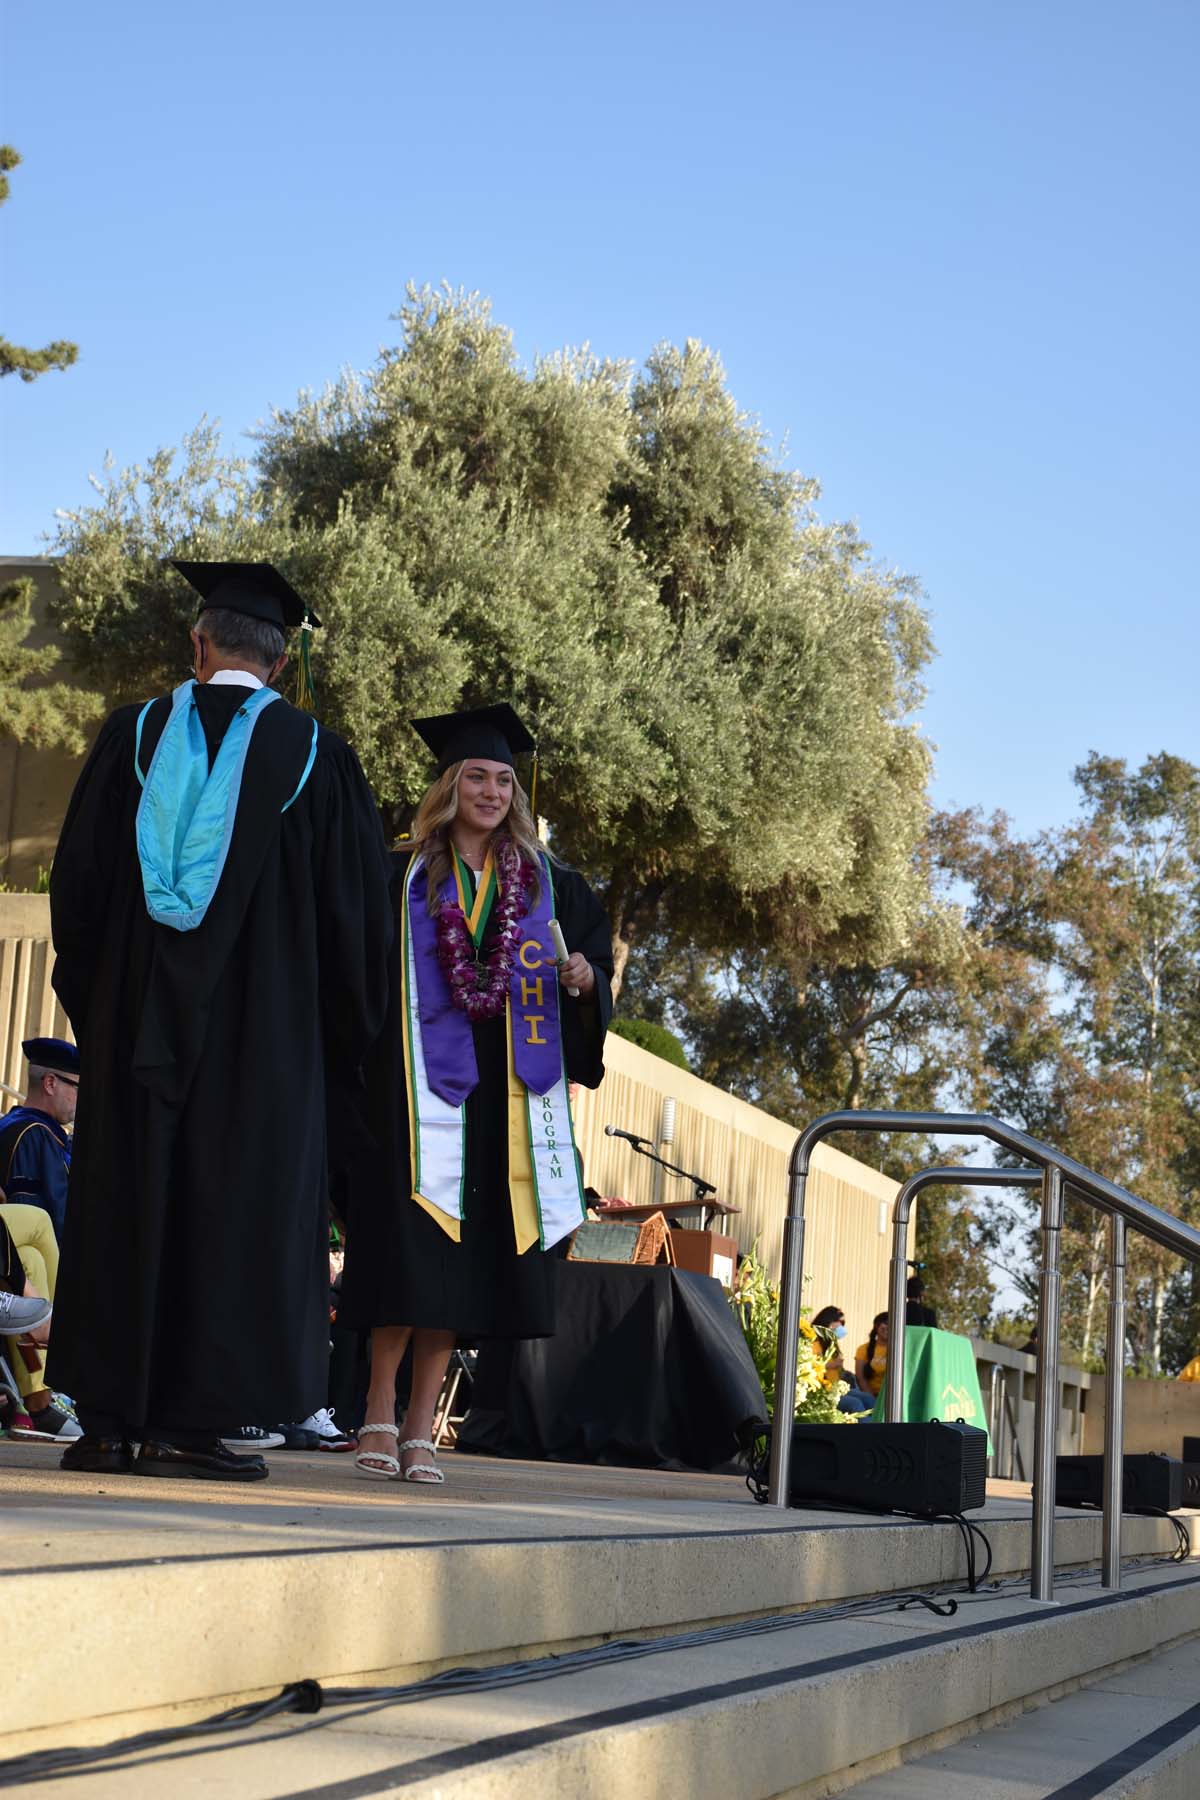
[604,1125,653,1148]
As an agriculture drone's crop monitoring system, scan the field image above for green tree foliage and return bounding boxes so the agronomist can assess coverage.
[913,1186,1004,1338]
[608,1016,690,1070]
[0,148,78,382]
[0,578,103,754]
[965,757,1200,1373]
[617,811,980,1139]
[1051,754,1200,1372]
[49,286,934,999]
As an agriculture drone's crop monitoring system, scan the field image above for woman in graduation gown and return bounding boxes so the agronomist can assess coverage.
[338,706,613,1483]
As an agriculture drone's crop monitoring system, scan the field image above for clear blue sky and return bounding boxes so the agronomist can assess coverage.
[3,0,1196,840]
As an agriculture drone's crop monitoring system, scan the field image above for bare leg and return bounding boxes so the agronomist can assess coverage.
[400,1329,455,1480]
[358,1325,412,1473]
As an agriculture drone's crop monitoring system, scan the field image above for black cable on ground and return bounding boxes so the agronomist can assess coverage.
[0,1582,965,1788]
[0,1684,323,1787]
[3,1503,1188,1788]
[1058,1503,1194,1567]
[743,1433,997,1595]
[1136,1507,1193,1562]
[920,1512,996,1592]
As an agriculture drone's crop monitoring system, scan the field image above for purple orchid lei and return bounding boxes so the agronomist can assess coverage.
[434,842,537,1021]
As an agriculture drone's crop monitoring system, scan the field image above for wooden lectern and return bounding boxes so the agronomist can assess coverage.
[668,1229,739,1286]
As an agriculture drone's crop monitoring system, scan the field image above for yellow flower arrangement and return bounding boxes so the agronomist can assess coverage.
[730,1243,854,1423]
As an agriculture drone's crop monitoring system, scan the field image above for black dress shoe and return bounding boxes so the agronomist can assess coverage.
[135,1439,269,1482]
[61,1434,135,1475]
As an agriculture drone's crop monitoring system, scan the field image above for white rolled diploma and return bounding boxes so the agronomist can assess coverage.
[548,917,579,996]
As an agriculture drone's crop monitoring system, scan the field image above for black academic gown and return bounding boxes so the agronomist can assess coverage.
[48,683,392,1435]
[338,851,613,1341]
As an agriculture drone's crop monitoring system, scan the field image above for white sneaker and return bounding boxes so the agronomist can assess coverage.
[220,1426,286,1450]
[286,1407,354,1452]
[0,1291,52,1335]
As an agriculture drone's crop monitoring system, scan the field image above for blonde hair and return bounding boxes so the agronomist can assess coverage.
[408,760,547,911]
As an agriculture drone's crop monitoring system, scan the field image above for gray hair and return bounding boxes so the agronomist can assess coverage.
[195,607,286,671]
[27,1063,72,1089]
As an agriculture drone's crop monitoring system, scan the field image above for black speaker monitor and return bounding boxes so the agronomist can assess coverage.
[786,1419,988,1516]
[1055,1453,1200,1513]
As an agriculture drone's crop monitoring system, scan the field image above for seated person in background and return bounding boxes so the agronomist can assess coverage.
[811,1305,849,1383]
[0,1037,78,1241]
[0,1204,53,1340]
[0,1194,80,1440]
[856,1313,889,1396]
[904,1273,938,1327]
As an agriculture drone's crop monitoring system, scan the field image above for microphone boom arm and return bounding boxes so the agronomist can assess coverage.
[608,1131,718,1225]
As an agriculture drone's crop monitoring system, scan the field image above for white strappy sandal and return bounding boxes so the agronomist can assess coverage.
[355,1422,400,1479]
[398,1436,444,1484]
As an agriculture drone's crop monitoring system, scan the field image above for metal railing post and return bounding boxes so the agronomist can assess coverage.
[885,1217,909,1422]
[767,1106,1200,1590]
[766,1145,808,1506]
[1101,1213,1127,1589]
[884,1167,1042,1426]
[1031,1164,1065,1601]
[989,1362,1004,1477]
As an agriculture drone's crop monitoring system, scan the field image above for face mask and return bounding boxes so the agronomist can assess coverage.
[833,1325,847,1339]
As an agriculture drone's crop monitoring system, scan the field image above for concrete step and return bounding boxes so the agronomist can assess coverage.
[2,1447,1197,1749]
[8,1561,1200,1798]
[850,1630,1200,1798]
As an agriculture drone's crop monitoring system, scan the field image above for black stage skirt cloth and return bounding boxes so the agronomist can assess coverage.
[456,1262,767,1473]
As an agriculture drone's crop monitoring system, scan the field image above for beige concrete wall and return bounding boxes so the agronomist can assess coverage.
[0,894,73,1100]
[1082,1374,1200,1459]
[571,1033,909,1355]
[0,556,106,891]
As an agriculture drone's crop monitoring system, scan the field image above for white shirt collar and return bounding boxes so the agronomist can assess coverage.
[206,669,265,691]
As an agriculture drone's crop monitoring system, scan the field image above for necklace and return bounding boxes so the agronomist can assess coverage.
[452,836,488,872]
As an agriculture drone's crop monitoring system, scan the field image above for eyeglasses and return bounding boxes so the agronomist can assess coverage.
[50,1074,79,1088]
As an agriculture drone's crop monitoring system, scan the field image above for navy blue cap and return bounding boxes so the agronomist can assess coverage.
[21,1037,79,1076]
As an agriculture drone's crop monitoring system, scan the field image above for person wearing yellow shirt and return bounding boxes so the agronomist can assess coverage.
[855,1313,889,1398]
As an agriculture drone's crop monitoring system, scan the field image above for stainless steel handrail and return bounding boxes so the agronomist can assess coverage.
[883,1166,1044,1422]
[768,1109,1200,1601]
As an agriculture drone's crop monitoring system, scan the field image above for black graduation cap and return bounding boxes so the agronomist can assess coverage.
[411,703,536,774]
[22,1037,80,1077]
[170,561,322,632]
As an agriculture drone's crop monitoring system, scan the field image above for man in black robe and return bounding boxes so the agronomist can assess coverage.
[49,562,392,1480]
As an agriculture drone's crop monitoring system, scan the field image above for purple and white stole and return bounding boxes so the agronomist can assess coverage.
[401,850,586,1250]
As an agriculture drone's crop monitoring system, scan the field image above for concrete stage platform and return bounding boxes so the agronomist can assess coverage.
[3,1441,1200,1796]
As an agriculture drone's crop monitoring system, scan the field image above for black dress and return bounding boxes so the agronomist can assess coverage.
[48,685,393,1434]
[339,851,613,1341]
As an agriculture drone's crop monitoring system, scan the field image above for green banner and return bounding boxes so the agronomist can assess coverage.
[869,1325,991,1448]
